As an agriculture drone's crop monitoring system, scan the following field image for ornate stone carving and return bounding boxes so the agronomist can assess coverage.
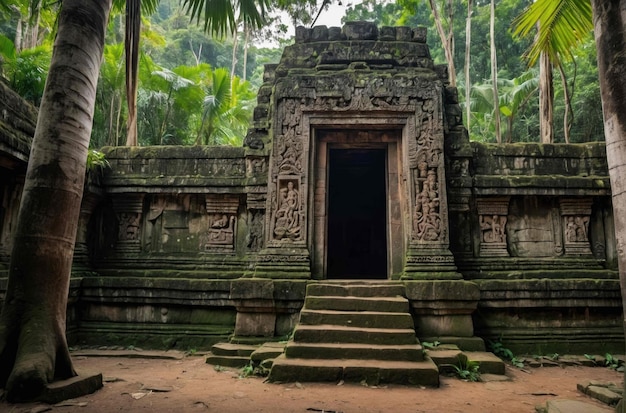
[200,214,236,250]
[272,179,302,241]
[246,156,267,176]
[476,197,510,257]
[111,195,144,254]
[413,169,442,241]
[202,195,239,251]
[118,212,141,241]
[559,198,593,256]
[410,97,446,244]
[247,210,264,251]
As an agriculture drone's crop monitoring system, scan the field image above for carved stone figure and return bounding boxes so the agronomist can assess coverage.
[201,213,235,249]
[273,181,301,240]
[480,214,507,243]
[118,212,140,241]
[247,210,264,251]
[413,169,441,241]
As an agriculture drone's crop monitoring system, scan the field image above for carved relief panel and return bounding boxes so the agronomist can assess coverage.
[112,194,145,254]
[559,198,593,256]
[408,88,448,247]
[142,194,239,253]
[202,195,239,251]
[476,197,510,257]
[267,98,306,247]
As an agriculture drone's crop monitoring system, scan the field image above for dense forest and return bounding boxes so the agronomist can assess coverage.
[0,0,604,147]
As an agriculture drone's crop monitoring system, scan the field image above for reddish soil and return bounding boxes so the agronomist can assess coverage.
[0,355,622,413]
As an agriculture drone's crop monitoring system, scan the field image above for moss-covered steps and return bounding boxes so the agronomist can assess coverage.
[268,281,440,386]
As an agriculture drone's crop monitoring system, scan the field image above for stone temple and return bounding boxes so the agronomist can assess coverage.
[0,22,622,384]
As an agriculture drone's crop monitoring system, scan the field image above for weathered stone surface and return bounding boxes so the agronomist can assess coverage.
[0,20,621,360]
[464,351,506,375]
[542,399,613,413]
[343,21,378,40]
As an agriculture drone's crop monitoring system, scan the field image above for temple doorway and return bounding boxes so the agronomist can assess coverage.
[326,148,387,279]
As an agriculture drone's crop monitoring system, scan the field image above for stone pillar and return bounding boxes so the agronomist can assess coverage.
[476,197,510,257]
[560,198,593,256]
[403,90,460,280]
[230,279,276,338]
[405,280,485,351]
[111,194,144,255]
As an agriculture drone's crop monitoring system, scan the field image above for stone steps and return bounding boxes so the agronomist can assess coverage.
[293,324,419,345]
[304,295,409,312]
[268,281,439,386]
[269,354,439,386]
[205,342,258,368]
[299,309,415,329]
[284,342,425,361]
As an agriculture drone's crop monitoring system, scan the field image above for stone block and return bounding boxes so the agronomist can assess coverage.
[544,399,613,413]
[343,21,378,40]
[414,314,475,337]
[586,385,622,406]
[464,351,505,375]
[412,26,427,43]
[235,312,276,337]
[311,25,328,41]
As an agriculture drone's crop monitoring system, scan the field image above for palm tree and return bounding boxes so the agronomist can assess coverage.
[0,0,112,402]
[0,0,268,402]
[515,0,593,144]
[196,67,254,146]
[125,0,269,145]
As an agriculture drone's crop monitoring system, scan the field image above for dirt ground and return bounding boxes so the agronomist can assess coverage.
[0,354,622,413]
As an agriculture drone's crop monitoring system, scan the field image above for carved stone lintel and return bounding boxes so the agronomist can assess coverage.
[476,197,510,257]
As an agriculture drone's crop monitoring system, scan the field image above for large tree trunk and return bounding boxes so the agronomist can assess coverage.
[0,0,111,402]
[591,0,626,409]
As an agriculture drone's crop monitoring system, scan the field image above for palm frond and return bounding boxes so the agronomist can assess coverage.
[514,0,593,66]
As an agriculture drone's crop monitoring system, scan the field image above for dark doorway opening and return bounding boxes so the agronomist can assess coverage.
[327,148,387,279]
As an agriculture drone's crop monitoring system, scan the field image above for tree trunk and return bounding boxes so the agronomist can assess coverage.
[557,63,572,144]
[464,0,472,130]
[490,0,501,143]
[428,0,457,86]
[0,0,111,402]
[125,0,140,146]
[591,0,626,408]
[539,51,554,143]
[243,23,250,82]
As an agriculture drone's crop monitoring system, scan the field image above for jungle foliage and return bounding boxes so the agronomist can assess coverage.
[0,0,605,145]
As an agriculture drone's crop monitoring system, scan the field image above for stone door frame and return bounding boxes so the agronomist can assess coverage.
[308,114,410,280]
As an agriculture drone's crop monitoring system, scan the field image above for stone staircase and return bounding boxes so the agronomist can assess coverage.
[268,281,440,386]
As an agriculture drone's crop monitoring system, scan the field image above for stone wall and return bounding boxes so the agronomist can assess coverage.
[0,22,622,354]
